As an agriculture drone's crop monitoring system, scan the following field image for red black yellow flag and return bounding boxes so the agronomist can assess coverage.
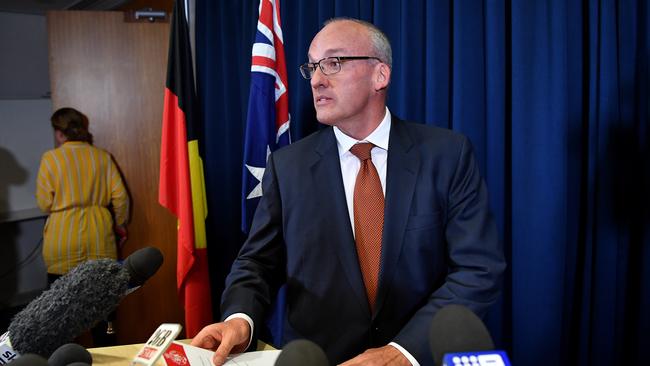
[159,0,212,337]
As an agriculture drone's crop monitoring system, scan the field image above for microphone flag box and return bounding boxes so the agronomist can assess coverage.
[163,342,281,366]
[443,351,511,366]
[0,331,19,364]
[132,323,182,366]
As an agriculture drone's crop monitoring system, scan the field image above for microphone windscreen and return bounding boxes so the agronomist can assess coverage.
[429,304,494,366]
[7,354,48,365]
[274,339,330,366]
[8,259,129,357]
[47,343,92,366]
[123,246,163,287]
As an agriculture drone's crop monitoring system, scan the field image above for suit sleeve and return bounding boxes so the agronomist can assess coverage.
[220,152,286,347]
[393,136,506,361]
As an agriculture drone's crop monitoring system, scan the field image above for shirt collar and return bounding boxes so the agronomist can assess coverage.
[62,141,87,147]
[333,107,391,157]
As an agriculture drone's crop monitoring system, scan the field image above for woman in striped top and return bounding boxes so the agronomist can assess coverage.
[36,107,130,279]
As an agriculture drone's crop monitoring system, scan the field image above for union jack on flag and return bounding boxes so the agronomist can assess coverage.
[242,0,291,233]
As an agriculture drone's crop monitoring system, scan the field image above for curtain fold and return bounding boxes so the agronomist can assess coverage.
[195,1,650,364]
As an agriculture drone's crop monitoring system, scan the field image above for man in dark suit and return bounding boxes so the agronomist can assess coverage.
[192,18,505,366]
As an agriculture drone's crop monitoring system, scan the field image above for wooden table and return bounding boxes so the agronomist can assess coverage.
[89,342,150,365]
[89,340,273,365]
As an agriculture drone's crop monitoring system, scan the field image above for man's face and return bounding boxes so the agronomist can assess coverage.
[307,21,379,127]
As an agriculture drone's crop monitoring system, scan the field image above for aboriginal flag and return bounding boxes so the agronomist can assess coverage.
[159,0,212,338]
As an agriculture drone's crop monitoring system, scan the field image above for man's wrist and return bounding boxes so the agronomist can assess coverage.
[224,313,254,350]
[388,342,420,366]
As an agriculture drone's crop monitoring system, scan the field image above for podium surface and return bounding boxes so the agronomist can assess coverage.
[89,340,273,365]
[89,342,150,365]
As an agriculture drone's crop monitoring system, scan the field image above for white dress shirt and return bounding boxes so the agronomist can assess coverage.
[333,107,390,237]
[332,107,420,366]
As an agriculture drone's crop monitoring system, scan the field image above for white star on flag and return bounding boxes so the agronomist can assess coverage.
[245,145,271,199]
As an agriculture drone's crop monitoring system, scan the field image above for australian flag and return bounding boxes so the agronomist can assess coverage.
[242,0,291,233]
[241,0,291,347]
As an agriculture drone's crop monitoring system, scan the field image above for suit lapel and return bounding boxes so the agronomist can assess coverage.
[375,118,419,315]
[310,128,369,313]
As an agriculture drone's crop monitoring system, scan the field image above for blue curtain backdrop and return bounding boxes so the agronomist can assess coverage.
[195,1,649,365]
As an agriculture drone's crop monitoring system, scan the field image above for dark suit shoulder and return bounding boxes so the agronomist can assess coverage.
[392,118,469,154]
[272,127,334,160]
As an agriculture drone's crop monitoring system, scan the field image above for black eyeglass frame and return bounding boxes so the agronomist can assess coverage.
[299,56,383,79]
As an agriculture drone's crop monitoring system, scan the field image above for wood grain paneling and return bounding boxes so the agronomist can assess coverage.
[118,0,173,13]
[47,10,185,344]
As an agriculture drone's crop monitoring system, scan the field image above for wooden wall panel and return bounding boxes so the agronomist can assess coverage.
[118,0,173,12]
[47,10,184,344]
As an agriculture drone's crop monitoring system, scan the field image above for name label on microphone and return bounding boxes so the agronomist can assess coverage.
[0,332,19,365]
[132,323,182,366]
[0,346,18,365]
[443,351,511,366]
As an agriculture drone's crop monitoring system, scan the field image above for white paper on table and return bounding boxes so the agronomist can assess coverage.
[163,341,281,366]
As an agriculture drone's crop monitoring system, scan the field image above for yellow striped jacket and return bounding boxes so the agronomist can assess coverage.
[36,141,129,274]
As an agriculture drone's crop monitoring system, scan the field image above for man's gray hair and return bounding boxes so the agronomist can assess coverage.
[324,17,393,68]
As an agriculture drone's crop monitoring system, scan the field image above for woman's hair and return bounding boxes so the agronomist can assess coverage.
[50,107,93,143]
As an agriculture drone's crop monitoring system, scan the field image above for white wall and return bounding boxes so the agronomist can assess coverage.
[0,12,53,221]
[0,12,49,99]
[0,12,51,314]
[0,99,54,220]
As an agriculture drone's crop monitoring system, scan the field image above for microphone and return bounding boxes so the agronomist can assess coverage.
[274,339,330,366]
[47,343,93,366]
[122,246,164,294]
[4,246,163,358]
[7,259,128,357]
[429,304,510,366]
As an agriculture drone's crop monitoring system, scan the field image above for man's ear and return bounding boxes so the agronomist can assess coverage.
[374,63,391,91]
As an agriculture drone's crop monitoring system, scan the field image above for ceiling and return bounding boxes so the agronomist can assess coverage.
[0,0,130,15]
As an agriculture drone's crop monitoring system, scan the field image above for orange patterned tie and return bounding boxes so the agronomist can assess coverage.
[350,142,384,311]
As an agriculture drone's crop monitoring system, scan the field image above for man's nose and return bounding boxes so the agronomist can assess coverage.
[310,66,328,88]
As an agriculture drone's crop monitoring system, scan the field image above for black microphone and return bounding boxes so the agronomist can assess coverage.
[7,259,128,357]
[5,246,163,357]
[122,246,164,293]
[47,343,93,366]
[429,304,494,366]
[7,354,48,365]
[274,339,330,366]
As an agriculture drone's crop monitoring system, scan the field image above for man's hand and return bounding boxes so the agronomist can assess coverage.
[339,345,411,366]
[190,318,251,365]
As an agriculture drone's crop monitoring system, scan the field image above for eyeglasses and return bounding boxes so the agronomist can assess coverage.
[299,56,382,79]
